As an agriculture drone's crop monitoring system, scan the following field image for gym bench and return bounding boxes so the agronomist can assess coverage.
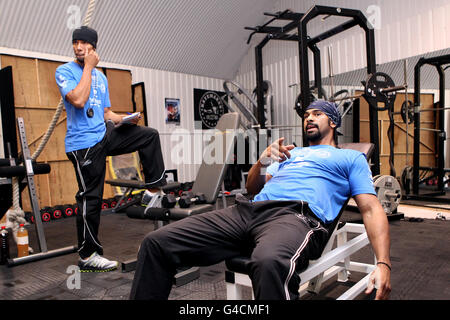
[224,142,377,300]
[225,221,375,300]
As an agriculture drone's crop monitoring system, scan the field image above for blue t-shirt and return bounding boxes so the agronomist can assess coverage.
[55,61,111,152]
[253,145,376,224]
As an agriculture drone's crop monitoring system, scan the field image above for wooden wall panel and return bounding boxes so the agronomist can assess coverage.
[14,109,67,162]
[1,55,40,107]
[358,91,436,178]
[132,83,146,127]
[37,60,63,107]
[105,68,133,113]
[1,55,131,211]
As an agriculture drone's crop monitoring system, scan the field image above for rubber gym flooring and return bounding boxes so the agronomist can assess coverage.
[0,196,449,301]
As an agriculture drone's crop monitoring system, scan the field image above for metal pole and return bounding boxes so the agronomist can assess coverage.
[436,65,446,192]
[404,60,409,167]
[17,118,47,253]
[298,22,310,147]
[255,42,266,129]
[328,45,335,99]
[311,45,323,98]
[413,59,423,195]
[365,27,380,176]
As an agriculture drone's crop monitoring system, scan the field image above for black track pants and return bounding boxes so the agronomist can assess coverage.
[129,195,331,300]
[67,121,167,259]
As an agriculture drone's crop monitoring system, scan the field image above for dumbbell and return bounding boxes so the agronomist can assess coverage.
[73,204,79,216]
[161,192,207,208]
[162,193,177,208]
[62,204,74,218]
[24,211,34,224]
[101,199,110,210]
[179,192,207,208]
[51,205,64,220]
[40,207,52,222]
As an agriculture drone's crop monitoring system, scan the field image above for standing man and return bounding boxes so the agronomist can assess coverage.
[129,100,391,300]
[55,26,167,272]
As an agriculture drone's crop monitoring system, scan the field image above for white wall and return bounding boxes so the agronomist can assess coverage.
[130,66,227,182]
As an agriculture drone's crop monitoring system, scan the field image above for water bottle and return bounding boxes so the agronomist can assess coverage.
[17,224,29,258]
[0,226,10,264]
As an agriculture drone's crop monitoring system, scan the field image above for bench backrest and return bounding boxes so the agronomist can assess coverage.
[191,112,241,203]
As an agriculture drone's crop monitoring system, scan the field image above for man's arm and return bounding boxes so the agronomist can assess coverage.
[104,108,124,124]
[354,193,392,300]
[245,162,272,196]
[104,108,142,125]
[65,50,99,108]
[246,137,294,195]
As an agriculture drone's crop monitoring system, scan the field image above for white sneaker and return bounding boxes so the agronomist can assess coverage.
[78,252,119,272]
[141,190,153,205]
[141,189,163,208]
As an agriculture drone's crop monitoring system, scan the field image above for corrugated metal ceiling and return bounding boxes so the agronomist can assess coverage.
[0,0,277,80]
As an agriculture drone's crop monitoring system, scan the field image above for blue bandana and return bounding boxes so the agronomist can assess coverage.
[305,100,341,128]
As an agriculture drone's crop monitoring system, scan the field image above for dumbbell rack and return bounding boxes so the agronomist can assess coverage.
[7,118,77,267]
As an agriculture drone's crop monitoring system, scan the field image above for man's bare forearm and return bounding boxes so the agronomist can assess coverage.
[65,65,94,108]
[363,208,391,264]
[104,109,124,124]
[355,194,391,263]
[246,161,269,195]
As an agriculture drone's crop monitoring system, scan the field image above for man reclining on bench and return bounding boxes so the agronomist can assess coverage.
[129,100,391,300]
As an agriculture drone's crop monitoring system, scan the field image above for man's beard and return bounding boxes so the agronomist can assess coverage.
[306,129,322,142]
[305,124,322,142]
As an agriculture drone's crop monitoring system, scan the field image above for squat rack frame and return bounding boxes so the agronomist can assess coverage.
[297,5,379,175]
[410,54,450,201]
[247,5,380,175]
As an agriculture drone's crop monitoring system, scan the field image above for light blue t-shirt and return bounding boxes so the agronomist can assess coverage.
[253,145,376,224]
[55,61,111,152]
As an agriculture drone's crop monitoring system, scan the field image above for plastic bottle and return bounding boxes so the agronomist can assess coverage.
[17,224,29,257]
[0,226,10,264]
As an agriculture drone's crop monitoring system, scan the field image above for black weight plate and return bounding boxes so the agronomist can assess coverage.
[295,86,327,117]
[401,100,414,124]
[364,72,396,111]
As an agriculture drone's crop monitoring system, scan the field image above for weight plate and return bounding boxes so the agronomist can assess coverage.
[295,86,328,117]
[331,89,350,110]
[401,166,413,192]
[364,72,397,111]
[52,209,62,220]
[64,207,74,217]
[401,100,414,124]
[41,212,51,222]
[373,175,402,214]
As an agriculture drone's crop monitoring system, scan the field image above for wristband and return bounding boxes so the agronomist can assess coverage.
[259,157,273,167]
[377,261,391,271]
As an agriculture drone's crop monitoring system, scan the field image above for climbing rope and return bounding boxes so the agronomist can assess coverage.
[7,0,97,246]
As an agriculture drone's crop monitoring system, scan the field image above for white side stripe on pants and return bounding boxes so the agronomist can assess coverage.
[283,219,322,300]
[72,151,103,253]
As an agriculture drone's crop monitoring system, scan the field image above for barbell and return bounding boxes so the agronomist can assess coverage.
[295,72,407,117]
[399,100,450,125]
